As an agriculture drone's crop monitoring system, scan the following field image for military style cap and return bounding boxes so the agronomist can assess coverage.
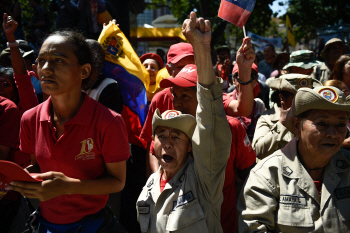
[283,50,321,70]
[285,86,350,132]
[216,45,230,54]
[152,109,196,140]
[321,38,349,60]
[268,73,322,94]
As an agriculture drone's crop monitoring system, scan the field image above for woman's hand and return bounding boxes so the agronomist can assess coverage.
[2,13,18,41]
[5,172,75,201]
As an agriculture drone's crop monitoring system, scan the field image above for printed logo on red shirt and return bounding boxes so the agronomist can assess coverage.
[243,134,252,152]
[75,138,95,161]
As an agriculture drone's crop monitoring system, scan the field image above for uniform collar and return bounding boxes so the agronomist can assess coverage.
[280,137,303,179]
[157,157,192,187]
[270,103,281,121]
[39,92,95,126]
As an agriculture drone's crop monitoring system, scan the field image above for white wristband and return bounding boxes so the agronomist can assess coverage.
[7,41,19,48]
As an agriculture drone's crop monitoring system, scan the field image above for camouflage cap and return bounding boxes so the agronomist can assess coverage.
[285,86,350,132]
[283,50,321,70]
[268,73,322,94]
[320,38,349,60]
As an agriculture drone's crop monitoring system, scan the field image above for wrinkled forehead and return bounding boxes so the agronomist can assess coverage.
[305,109,348,120]
[155,126,186,136]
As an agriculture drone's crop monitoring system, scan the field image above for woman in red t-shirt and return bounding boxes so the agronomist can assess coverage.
[4,15,129,232]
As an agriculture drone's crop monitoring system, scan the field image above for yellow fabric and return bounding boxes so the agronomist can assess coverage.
[97,10,113,25]
[146,67,170,101]
[286,15,296,47]
[131,27,187,41]
[98,22,150,88]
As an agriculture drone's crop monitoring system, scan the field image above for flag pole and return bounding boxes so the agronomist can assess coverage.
[243,25,247,38]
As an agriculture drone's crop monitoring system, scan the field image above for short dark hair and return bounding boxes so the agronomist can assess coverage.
[265,44,275,51]
[0,67,19,103]
[46,30,93,89]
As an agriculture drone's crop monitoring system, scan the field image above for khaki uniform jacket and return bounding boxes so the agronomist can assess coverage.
[136,84,232,233]
[238,137,350,233]
[252,104,293,160]
[311,62,331,84]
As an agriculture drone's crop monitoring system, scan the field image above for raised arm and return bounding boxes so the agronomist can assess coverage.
[3,13,26,75]
[182,12,214,88]
[3,14,39,113]
[182,12,231,201]
[226,39,256,117]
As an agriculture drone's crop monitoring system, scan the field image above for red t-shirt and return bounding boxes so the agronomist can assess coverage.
[14,71,39,168]
[140,88,174,143]
[0,97,20,150]
[20,93,130,224]
[221,116,256,233]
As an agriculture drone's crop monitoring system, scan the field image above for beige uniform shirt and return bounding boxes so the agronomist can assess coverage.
[252,104,293,160]
[238,137,350,233]
[136,83,232,233]
[311,62,331,84]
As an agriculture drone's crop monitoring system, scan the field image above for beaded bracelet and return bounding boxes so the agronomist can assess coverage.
[236,76,253,85]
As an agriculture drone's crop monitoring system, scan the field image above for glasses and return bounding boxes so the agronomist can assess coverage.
[0,81,12,88]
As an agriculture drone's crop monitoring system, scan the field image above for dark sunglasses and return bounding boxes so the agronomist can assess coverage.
[0,81,12,88]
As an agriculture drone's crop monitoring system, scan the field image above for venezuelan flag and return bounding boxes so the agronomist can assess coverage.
[146,67,170,102]
[218,0,256,28]
[98,23,149,148]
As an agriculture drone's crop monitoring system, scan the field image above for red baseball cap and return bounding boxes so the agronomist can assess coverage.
[140,53,164,68]
[167,43,194,64]
[160,64,197,88]
[0,161,42,184]
[232,63,258,74]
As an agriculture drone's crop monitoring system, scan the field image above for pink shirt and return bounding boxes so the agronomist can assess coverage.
[20,93,130,224]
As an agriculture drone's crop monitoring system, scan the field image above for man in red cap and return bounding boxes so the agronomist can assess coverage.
[140,42,255,174]
[159,63,257,232]
[154,55,256,233]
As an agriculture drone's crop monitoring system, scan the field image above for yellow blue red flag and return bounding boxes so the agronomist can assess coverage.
[98,23,149,148]
[218,0,257,28]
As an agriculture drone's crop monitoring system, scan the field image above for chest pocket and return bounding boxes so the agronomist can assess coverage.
[336,199,350,222]
[276,201,314,227]
[165,199,208,232]
[137,205,151,232]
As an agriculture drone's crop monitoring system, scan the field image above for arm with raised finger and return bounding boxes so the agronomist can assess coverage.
[226,38,256,117]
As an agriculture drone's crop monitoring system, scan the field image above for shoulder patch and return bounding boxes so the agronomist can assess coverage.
[174,191,194,209]
[336,160,349,169]
[147,178,154,188]
[335,187,350,199]
[282,166,293,176]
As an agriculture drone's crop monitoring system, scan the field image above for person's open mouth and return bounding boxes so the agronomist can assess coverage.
[322,143,336,148]
[162,154,174,163]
